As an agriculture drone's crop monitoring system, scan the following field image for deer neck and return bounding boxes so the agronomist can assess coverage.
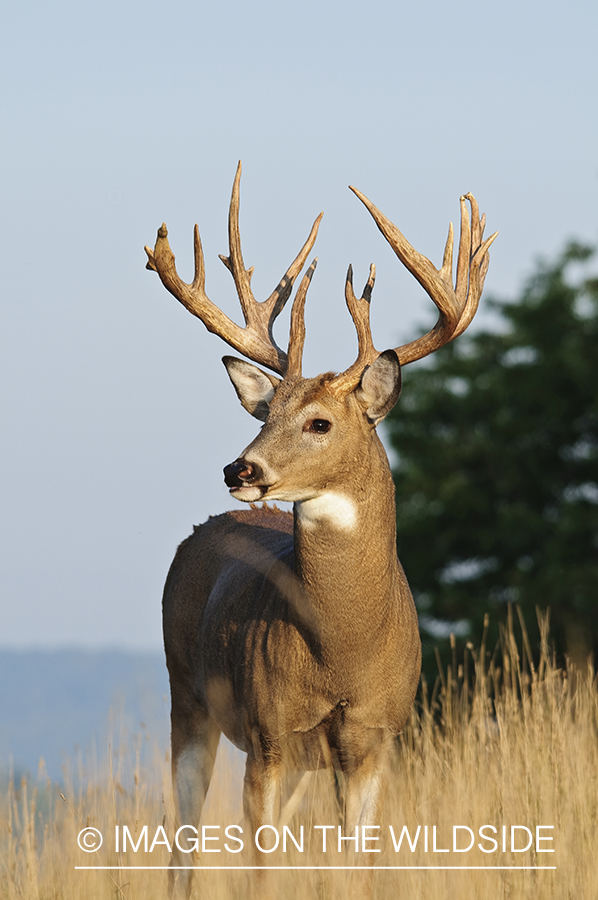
[292,432,401,652]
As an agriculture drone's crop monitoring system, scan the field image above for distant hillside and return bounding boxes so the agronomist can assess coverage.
[0,649,169,781]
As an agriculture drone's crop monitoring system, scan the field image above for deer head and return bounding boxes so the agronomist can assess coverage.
[145,163,497,510]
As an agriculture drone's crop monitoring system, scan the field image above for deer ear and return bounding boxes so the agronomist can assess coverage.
[355,349,402,424]
[222,356,281,421]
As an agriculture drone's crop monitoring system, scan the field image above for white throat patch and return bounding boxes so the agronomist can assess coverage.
[296,493,357,531]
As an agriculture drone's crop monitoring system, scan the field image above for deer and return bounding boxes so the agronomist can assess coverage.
[144,163,496,898]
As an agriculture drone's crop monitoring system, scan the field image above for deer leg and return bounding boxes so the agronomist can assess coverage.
[342,744,388,900]
[168,696,221,900]
[243,745,282,898]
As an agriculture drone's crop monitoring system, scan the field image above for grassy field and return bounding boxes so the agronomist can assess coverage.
[2,610,597,899]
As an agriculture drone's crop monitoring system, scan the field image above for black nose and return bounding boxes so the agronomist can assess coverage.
[223,460,256,487]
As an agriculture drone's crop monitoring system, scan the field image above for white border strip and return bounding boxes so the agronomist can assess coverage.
[76,865,556,870]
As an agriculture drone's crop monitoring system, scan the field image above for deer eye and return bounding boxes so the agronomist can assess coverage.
[307,419,331,434]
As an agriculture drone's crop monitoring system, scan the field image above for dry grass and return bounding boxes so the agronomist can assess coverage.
[2,610,597,899]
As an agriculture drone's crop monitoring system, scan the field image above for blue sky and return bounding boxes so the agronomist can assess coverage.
[1,0,597,648]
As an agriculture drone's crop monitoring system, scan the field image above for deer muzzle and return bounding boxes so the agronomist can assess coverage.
[223,459,263,488]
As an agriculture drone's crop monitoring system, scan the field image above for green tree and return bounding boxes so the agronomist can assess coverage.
[386,243,598,674]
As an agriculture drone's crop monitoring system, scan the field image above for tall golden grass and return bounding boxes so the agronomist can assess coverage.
[2,609,597,899]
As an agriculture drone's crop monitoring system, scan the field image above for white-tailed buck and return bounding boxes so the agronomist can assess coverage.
[145,164,496,898]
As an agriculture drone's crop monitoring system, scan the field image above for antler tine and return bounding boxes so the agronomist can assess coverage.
[451,194,498,340]
[454,196,472,304]
[329,264,378,396]
[346,187,497,368]
[286,259,318,377]
[218,161,258,328]
[262,212,324,330]
[145,164,323,376]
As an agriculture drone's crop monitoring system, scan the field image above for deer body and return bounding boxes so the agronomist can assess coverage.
[164,389,420,761]
[165,504,420,766]
[145,166,495,897]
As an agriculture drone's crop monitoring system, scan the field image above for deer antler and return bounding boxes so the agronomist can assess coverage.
[330,189,497,396]
[285,259,319,377]
[145,162,323,376]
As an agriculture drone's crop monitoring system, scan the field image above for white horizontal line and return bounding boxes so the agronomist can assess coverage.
[75,866,557,871]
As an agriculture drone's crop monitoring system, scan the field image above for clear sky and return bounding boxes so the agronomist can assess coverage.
[1,0,597,648]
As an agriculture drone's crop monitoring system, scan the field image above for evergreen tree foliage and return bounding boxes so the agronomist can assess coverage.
[386,243,598,674]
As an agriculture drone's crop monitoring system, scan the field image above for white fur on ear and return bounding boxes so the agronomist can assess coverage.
[222,356,280,421]
[355,350,402,424]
